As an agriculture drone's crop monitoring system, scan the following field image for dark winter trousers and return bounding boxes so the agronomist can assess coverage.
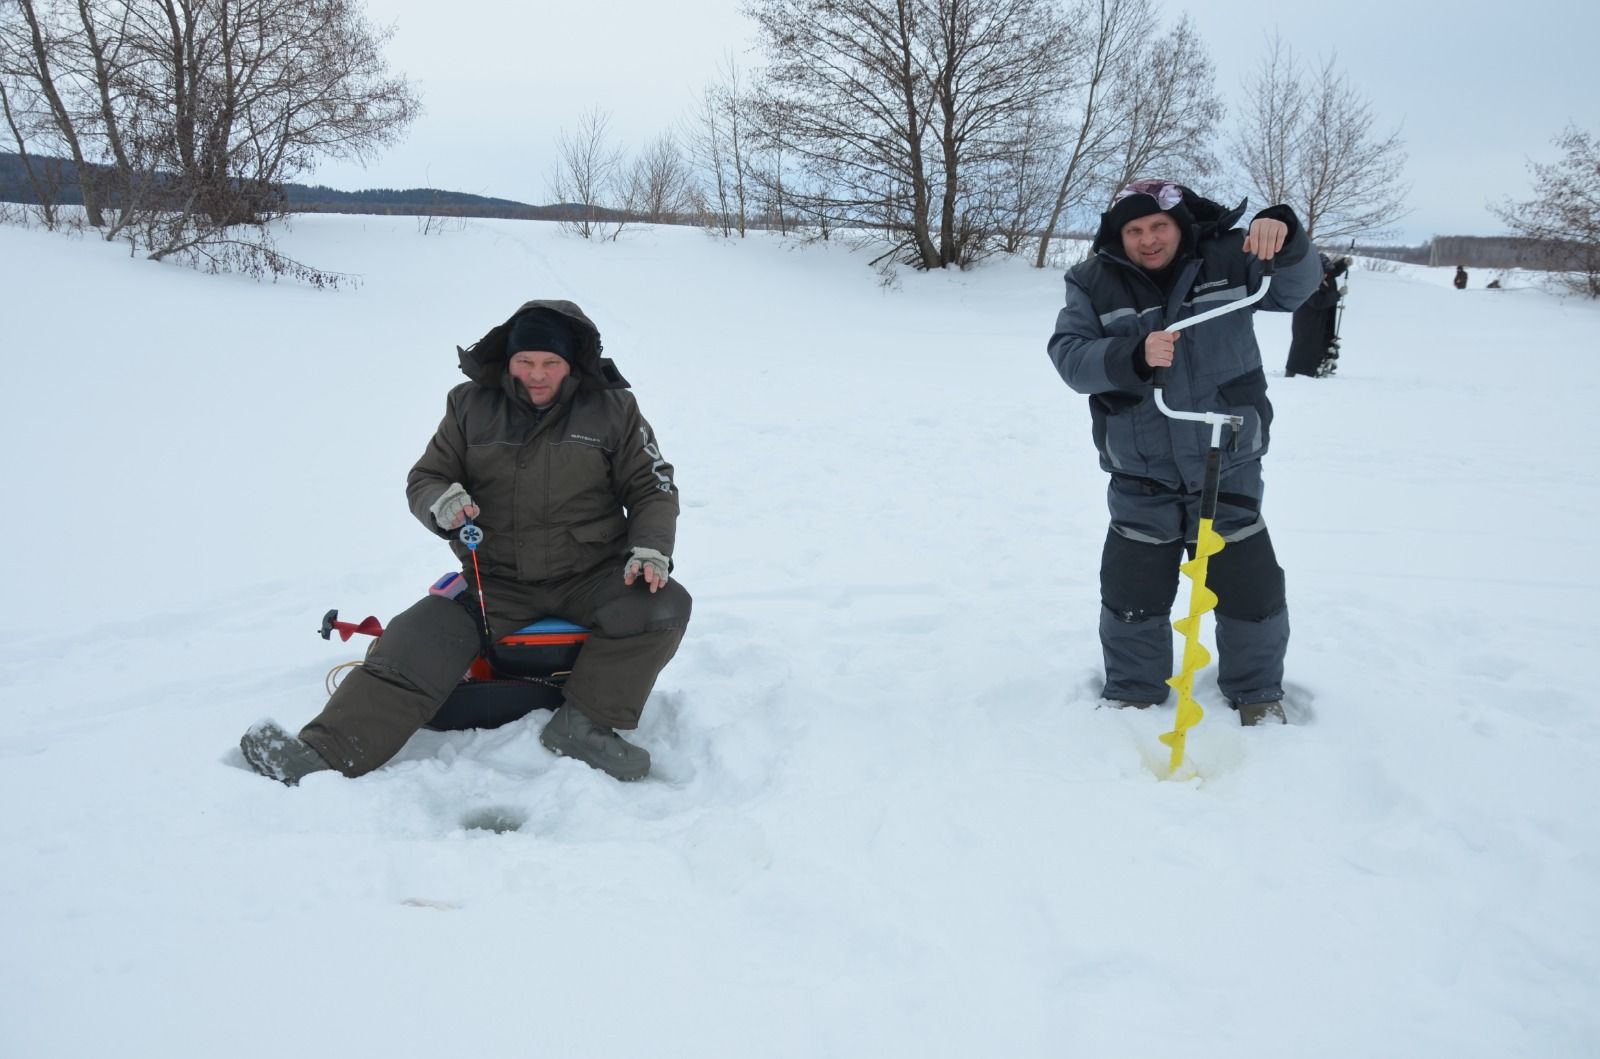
[300,562,691,777]
[1098,472,1289,707]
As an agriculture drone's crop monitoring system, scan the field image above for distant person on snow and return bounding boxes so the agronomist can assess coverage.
[1454,265,1469,290]
[1285,253,1350,378]
[1046,179,1321,726]
[239,301,691,784]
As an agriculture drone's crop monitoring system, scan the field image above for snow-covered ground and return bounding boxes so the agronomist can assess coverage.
[1,215,1595,1058]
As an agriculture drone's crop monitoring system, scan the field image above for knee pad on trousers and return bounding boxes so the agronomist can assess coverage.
[592,580,694,637]
[1100,530,1184,623]
[1210,530,1287,621]
[362,595,482,701]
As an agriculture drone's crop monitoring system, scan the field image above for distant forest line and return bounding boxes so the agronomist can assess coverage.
[0,151,1566,271]
[0,151,607,222]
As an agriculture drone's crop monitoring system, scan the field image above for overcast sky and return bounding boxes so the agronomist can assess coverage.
[307,0,1598,244]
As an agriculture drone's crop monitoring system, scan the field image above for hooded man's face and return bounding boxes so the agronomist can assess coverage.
[1120,212,1182,271]
[508,350,571,408]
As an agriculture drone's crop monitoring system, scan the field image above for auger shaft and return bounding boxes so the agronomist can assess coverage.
[1148,264,1272,775]
[1157,447,1226,774]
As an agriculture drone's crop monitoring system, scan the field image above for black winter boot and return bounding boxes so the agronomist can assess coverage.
[1237,701,1287,726]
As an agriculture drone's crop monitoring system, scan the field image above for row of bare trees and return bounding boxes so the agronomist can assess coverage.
[0,0,417,280]
[3,0,1420,280]
[543,0,1408,272]
[737,0,1234,269]
[545,59,769,244]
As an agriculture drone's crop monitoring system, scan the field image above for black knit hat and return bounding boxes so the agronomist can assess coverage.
[1102,179,1196,240]
[506,309,578,365]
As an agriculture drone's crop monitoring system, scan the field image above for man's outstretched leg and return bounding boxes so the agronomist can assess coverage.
[241,594,481,784]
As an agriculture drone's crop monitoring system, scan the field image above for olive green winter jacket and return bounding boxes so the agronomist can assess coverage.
[405,299,678,583]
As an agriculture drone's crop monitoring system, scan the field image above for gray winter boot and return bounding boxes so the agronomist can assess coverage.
[1237,701,1287,727]
[240,721,336,786]
[539,703,650,781]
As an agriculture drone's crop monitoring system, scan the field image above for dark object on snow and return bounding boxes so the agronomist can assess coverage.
[1285,254,1347,378]
[1237,700,1287,726]
[1487,278,1502,289]
[425,680,565,730]
[1454,265,1468,290]
[424,618,588,731]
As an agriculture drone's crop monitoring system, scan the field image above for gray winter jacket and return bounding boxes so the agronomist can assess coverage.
[1047,196,1320,494]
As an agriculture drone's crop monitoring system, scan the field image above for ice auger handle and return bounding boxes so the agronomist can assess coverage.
[1151,259,1275,426]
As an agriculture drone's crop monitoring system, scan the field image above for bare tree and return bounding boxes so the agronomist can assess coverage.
[112,0,419,229]
[1097,15,1223,201]
[0,73,60,225]
[1493,125,1600,298]
[983,104,1064,254]
[1031,2,1224,268]
[744,136,794,234]
[0,0,417,282]
[625,130,694,223]
[1032,0,1153,268]
[1232,33,1302,210]
[548,106,625,240]
[686,83,733,235]
[2,0,107,224]
[684,54,752,237]
[745,0,938,264]
[1233,36,1408,243]
[746,0,1075,270]
[1291,55,1408,242]
[924,0,1077,264]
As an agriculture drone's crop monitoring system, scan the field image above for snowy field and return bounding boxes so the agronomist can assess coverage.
[1,214,1596,1058]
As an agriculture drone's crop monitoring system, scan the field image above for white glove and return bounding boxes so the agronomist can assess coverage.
[429,482,476,531]
[624,546,671,591]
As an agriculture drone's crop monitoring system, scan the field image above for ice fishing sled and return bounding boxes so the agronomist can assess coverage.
[318,586,589,732]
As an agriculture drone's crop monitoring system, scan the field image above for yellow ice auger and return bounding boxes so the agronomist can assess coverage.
[1150,262,1274,776]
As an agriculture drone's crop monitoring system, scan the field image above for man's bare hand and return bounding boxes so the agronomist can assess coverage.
[1143,330,1180,370]
[1242,217,1288,261]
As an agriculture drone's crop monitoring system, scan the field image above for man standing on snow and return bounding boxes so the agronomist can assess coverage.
[1285,253,1350,378]
[1046,180,1320,725]
[240,300,690,783]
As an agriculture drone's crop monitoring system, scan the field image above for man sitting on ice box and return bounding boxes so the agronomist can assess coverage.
[239,300,690,783]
